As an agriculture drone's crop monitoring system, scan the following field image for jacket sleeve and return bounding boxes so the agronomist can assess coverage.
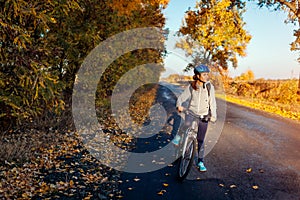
[176,85,192,108]
[209,84,217,121]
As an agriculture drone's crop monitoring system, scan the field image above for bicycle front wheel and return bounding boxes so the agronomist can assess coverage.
[178,136,196,181]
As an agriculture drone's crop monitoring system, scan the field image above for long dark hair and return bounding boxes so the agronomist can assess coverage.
[191,75,198,90]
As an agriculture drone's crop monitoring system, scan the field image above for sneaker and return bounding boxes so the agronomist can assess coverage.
[172,135,181,146]
[198,161,207,172]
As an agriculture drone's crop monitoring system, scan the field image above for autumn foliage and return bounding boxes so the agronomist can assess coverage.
[176,0,251,70]
[0,0,169,198]
[223,70,300,120]
[0,0,167,130]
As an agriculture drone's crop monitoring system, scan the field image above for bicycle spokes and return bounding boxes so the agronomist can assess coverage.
[178,137,196,180]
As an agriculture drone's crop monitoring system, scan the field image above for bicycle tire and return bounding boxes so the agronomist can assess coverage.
[177,135,196,181]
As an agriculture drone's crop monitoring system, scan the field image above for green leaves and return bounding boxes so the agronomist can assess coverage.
[1,0,168,128]
[0,0,78,125]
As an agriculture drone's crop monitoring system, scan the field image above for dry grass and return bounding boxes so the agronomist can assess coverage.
[216,93,300,121]
[0,129,67,165]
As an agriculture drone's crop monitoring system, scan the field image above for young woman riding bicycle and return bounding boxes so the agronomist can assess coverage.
[172,64,217,172]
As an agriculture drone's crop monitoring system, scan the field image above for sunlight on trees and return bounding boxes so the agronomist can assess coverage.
[109,0,169,15]
[176,0,252,72]
[0,0,168,129]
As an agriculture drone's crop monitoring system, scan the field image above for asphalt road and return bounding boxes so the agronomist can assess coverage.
[117,83,300,200]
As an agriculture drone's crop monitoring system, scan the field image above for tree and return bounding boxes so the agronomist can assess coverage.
[0,0,168,129]
[235,69,255,81]
[109,0,169,16]
[166,74,181,83]
[0,0,81,125]
[176,0,252,71]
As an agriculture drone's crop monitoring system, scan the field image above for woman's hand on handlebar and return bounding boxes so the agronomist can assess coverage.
[177,106,184,112]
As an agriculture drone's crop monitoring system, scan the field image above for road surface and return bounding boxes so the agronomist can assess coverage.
[117,83,300,200]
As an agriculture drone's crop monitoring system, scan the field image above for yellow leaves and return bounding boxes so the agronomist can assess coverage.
[158,0,170,8]
[83,195,93,200]
[109,0,169,16]
[246,168,252,173]
[12,35,28,50]
[178,0,251,69]
[22,192,31,198]
[0,20,8,28]
[219,183,259,191]
[13,36,19,45]
[0,131,119,199]
[34,84,39,100]
[50,17,57,23]
[155,183,169,195]
[223,79,300,121]
[157,189,166,195]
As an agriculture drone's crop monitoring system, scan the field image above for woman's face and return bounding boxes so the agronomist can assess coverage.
[197,72,209,82]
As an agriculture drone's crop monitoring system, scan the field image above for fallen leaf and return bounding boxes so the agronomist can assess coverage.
[100,177,108,184]
[219,184,225,187]
[252,185,259,190]
[157,190,166,195]
[133,177,140,182]
[246,168,252,173]
[69,180,74,187]
[230,184,237,188]
[163,183,169,187]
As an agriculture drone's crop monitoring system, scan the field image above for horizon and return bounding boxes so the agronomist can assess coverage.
[160,71,300,81]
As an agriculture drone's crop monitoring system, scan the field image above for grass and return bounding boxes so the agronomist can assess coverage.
[0,129,67,165]
[216,93,300,121]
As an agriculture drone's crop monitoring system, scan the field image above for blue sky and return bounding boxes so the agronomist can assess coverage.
[162,0,299,79]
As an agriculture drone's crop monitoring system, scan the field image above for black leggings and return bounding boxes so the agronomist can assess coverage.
[196,120,208,162]
[184,114,208,163]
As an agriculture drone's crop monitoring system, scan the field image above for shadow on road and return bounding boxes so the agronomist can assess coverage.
[118,84,231,200]
[119,160,230,200]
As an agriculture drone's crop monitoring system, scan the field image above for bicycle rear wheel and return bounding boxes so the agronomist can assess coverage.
[178,135,196,181]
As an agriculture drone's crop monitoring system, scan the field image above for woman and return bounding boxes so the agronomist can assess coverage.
[172,64,217,172]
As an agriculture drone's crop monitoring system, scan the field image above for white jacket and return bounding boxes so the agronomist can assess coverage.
[176,82,217,121]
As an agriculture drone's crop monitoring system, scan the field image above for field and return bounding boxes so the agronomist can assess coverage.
[165,75,300,121]
[221,79,300,121]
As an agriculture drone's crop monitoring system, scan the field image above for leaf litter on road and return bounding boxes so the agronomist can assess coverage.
[0,131,121,199]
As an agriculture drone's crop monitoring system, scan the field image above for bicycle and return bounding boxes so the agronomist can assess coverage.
[176,110,210,181]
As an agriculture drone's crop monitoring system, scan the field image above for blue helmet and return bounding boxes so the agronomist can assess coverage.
[194,64,210,74]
